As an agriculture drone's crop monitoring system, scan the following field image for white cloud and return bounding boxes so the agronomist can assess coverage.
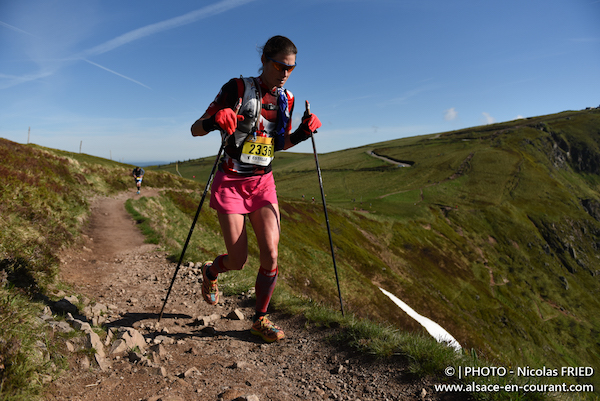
[444,107,457,121]
[482,112,495,124]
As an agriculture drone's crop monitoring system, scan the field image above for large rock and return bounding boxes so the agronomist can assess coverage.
[227,309,245,321]
[53,298,79,315]
[95,353,111,371]
[84,330,105,358]
[116,327,147,351]
[109,339,129,355]
[196,313,221,326]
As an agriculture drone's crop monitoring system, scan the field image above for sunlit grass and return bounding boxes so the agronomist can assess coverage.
[2,108,600,400]
[0,139,199,400]
[140,109,600,399]
[0,288,66,401]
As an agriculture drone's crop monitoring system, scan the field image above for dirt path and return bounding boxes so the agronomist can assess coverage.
[45,188,467,401]
[367,151,413,167]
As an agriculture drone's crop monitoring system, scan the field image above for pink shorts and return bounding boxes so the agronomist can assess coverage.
[209,170,278,214]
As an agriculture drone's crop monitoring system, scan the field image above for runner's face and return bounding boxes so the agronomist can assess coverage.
[261,52,296,90]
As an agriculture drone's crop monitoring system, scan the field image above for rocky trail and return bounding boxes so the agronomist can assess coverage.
[42,189,467,401]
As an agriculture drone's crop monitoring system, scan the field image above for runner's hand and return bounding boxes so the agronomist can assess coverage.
[300,101,321,135]
[214,107,244,136]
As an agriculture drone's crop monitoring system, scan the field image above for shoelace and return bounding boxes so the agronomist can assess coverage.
[259,318,278,331]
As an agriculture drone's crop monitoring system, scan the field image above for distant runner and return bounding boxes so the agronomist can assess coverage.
[132,167,144,194]
[190,35,322,342]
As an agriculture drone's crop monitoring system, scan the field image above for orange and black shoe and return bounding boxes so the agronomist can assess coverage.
[201,261,219,305]
[250,315,285,343]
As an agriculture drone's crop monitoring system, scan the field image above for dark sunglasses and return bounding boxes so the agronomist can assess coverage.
[266,56,296,72]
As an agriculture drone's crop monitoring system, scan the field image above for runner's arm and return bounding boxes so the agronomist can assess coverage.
[191,79,240,137]
[191,112,213,136]
[283,101,321,150]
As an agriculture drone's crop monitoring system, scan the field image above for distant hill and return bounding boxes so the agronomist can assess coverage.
[131,161,172,167]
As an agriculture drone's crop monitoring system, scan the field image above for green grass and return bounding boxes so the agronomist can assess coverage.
[2,107,600,400]
[124,199,161,244]
[0,287,66,401]
[0,139,196,400]
[143,108,600,399]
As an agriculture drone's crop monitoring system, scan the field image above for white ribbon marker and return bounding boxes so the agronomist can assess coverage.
[379,287,462,352]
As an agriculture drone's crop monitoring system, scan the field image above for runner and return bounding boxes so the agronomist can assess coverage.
[132,167,145,194]
[190,35,322,342]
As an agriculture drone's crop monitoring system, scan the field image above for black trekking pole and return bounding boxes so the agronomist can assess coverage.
[159,101,242,321]
[306,101,344,316]
[158,132,230,322]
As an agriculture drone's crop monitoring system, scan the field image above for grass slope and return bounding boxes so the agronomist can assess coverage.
[0,140,196,400]
[2,108,599,400]
[152,109,600,394]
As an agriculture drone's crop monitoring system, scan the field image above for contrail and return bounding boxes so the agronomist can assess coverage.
[0,70,54,90]
[0,20,37,37]
[83,0,255,57]
[82,59,151,89]
[1,0,255,89]
[79,0,255,87]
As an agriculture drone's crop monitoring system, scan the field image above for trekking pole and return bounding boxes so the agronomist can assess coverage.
[306,101,345,316]
[158,136,227,321]
[158,100,241,321]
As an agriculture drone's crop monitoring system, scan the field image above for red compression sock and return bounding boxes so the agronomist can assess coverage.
[255,266,278,314]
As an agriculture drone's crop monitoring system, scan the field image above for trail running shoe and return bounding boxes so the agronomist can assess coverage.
[201,261,219,305]
[250,315,285,343]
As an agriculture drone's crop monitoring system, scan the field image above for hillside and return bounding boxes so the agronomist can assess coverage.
[153,108,600,392]
[1,107,599,400]
[2,138,481,401]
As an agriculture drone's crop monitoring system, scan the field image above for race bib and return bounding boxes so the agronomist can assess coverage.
[240,135,275,166]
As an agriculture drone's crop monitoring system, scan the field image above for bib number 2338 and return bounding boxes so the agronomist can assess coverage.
[240,135,274,166]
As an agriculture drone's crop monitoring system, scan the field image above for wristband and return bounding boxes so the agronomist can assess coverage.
[290,127,310,146]
[202,115,218,133]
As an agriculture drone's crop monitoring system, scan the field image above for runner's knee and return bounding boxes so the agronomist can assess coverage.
[261,249,278,270]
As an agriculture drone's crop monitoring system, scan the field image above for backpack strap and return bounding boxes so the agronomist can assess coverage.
[229,77,262,148]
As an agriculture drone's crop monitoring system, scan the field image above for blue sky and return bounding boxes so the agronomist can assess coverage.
[1,0,599,164]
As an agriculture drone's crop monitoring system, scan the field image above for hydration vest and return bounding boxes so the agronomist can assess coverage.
[230,77,262,148]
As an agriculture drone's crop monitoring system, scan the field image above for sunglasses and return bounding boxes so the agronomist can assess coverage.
[266,56,296,72]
